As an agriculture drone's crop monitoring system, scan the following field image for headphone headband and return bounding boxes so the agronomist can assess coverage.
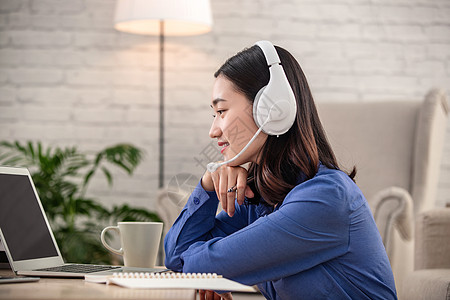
[255,41,281,66]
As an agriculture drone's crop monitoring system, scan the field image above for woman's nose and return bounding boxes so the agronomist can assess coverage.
[209,119,221,139]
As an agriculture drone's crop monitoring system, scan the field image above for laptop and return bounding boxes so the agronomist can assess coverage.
[0,166,163,277]
[0,239,10,269]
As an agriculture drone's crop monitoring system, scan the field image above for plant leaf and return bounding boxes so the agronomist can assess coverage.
[0,140,158,264]
[101,166,113,186]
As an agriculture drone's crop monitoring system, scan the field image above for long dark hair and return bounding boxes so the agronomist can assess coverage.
[214,44,356,205]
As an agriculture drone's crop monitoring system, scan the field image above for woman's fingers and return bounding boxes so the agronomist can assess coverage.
[210,165,249,217]
[226,171,238,217]
[219,292,233,300]
[244,185,255,198]
[236,173,247,206]
[210,171,219,199]
[218,170,229,213]
[198,290,227,300]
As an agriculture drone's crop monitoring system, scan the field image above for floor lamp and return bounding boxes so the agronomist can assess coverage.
[114,0,213,188]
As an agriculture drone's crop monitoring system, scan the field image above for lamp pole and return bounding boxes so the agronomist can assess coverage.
[113,0,212,190]
[158,20,165,188]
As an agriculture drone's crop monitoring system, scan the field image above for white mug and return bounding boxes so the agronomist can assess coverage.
[101,222,163,268]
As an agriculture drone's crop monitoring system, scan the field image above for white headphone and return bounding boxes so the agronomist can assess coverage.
[207,41,297,172]
[253,40,297,136]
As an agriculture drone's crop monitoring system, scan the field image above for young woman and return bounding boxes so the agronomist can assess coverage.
[164,41,397,300]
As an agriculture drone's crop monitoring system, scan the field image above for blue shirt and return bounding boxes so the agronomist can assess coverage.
[164,165,397,299]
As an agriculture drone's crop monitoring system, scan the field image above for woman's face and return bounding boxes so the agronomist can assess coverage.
[209,75,268,166]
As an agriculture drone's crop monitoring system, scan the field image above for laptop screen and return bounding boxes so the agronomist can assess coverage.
[0,173,59,261]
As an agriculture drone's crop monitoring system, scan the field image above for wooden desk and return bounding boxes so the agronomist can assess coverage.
[0,269,196,300]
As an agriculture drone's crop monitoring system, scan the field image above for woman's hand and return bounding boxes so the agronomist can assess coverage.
[201,165,254,217]
[199,290,233,300]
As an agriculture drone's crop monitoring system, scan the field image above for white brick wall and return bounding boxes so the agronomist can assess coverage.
[0,0,449,211]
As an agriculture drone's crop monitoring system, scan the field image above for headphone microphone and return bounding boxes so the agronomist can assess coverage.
[207,41,297,173]
[206,107,272,173]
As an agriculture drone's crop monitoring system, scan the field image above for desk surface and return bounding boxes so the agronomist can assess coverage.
[0,269,195,300]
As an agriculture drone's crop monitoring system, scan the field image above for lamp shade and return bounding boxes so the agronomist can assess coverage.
[114,0,213,36]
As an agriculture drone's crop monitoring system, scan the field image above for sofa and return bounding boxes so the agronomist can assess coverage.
[401,207,450,300]
[316,88,448,295]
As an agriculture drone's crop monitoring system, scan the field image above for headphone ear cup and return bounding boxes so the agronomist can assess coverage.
[253,86,266,129]
[253,75,296,136]
[253,41,297,136]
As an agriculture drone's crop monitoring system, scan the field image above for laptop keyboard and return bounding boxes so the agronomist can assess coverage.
[35,264,121,273]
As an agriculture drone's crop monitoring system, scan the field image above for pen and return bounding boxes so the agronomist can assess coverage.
[227,176,254,193]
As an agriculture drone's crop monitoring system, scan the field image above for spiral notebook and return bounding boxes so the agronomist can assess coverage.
[86,272,256,292]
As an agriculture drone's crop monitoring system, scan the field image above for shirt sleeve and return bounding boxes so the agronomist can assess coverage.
[164,181,250,271]
[174,175,351,286]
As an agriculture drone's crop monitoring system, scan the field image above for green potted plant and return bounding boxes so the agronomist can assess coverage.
[0,141,160,264]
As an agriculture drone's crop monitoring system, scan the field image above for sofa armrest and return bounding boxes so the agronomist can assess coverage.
[412,88,449,214]
[414,207,450,270]
[156,188,190,236]
[371,187,414,256]
[402,269,450,300]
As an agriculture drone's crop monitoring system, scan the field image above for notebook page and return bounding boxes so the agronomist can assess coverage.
[106,272,256,292]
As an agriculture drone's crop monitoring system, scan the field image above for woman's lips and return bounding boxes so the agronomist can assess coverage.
[218,142,230,154]
[221,145,228,154]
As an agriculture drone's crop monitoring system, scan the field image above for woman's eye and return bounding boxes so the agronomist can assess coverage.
[212,110,225,118]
